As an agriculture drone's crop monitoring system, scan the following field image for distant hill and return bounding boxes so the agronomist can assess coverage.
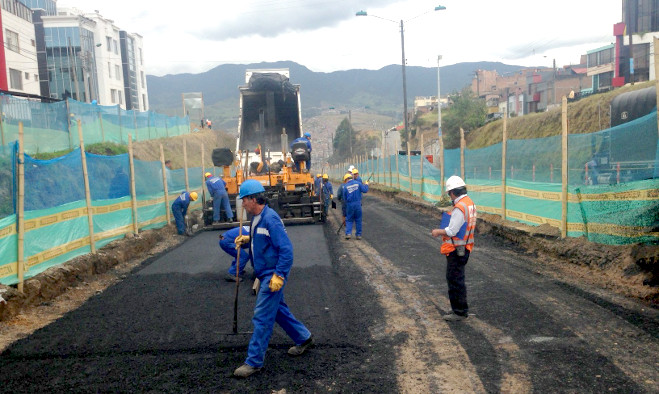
[147,60,527,128]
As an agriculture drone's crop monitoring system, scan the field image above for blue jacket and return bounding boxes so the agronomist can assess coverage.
[322,181,333,201]
[342,179,369,204]
[246,205,294,280]
[291,137,312,152]
[206,176,227,195]
[314,176,322,195]
[172,192,193,215]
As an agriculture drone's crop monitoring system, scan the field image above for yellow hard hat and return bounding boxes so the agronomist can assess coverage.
[322,174,329,179]
[204,172,212,178]
[316,173,322,178]
[343,173,353,182]
[352,168,359,174]
[190,191,198,201]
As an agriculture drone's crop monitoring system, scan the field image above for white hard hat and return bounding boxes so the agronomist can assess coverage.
[348,165,354,171]
[445,175,466,193]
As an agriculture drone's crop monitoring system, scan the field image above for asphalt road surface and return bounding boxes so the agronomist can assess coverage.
[1,194,657,393]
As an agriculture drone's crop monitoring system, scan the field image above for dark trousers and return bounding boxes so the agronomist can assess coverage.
[446,249,470,316]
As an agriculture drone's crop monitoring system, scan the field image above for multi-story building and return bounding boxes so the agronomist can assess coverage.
[120,31,148,111]
[0,0,40,95]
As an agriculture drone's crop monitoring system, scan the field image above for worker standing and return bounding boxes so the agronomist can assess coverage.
[232,180,314,378]
[342,175,369,240]
[336,173,352,225]
[321,174,333,219]
[171,191,198,236]
[352,168,362,183]
[431,176,477,321]
[290,132,312,171]
[314,173,322,196]
[205,172,233,224]
[218,226,250,282]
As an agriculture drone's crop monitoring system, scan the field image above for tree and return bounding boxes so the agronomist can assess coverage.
[330,117,356,163]
[441,88,487,149]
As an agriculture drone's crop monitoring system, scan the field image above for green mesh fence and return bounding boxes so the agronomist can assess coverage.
[330,111,659,246]
[1,94,189,154]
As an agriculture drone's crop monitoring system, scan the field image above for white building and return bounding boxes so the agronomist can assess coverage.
[120,31,148,111]
[1,0,40,95]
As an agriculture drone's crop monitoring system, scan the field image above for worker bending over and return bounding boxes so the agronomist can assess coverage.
[342,175,369,239]
[171,191,197,235]
[205,172,233,224]
[233,180,314,378]
[218,226,250,282]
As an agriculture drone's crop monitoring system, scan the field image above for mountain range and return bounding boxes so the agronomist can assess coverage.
[146,60,528,128]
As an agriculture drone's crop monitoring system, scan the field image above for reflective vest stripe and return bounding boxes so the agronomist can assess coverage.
[440,196,477,255]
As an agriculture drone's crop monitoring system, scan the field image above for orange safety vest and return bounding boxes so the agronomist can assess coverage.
[440,195,477,255]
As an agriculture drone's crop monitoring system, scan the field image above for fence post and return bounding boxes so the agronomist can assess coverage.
[128,134,138,234]
[561,96,568,238]
[98,111,106,142]
[160,144,171,224]
[396,150,400,190]
[17,122,25,292]
[439,125,445,193]
[66,99,73,150]
[77,120,95,253]
[183,140,190,191]
[420,134,425,199]
[132,111,139,142]
[407,142,412,195]
[118,106,124,144]
[201,143,206,205]
[0,98,5,150]
[460,127,465,180]
[502,108,507,221]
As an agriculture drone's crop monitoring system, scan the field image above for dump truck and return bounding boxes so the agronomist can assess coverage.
[202,69,321,228]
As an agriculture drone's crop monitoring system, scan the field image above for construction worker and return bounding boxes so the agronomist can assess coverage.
[321,174,333,219]
[431,175,477,321]
[218,226,250,282]
[314,173,322,196]
[342,174,369,240]
[290,132,312,171]
[205,172,233,224]
[351,168,362,183]
[171,191,198,235]
[336,173,352,224]
[232,180,314,378]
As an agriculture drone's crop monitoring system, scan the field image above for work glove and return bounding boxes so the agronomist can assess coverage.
[365,181,369,185]
[269,274,284,292]
[330,194,333,199]
[234,235,250,248]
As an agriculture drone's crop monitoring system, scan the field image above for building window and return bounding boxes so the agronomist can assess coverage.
[115,65,121,80]
[142,94,147,109]
[106,36,112,51]
[31,39,35,47]
[118,90,123,105]
[9,68,23,90]
[141,71,145,88]
[113,39,118,54]
[108,62,112,78]
[139,48,143,65]
[25,72,29,80]
[34,74,38,81]
[111,89,117,104]
[5,29,19,53]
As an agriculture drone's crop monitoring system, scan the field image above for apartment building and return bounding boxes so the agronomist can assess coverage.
[0,0,40,95]
[120,31,148,111]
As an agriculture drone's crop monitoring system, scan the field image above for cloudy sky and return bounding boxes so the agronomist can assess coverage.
[57,0,620,76]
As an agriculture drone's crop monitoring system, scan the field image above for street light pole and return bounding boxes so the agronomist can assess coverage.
[437,55,445,191]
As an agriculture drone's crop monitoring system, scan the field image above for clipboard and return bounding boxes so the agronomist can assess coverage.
[440,212,467,238]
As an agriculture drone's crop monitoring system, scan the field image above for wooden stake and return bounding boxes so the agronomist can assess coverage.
[183,140,190,191]
[78,120,95,253]
[502,108,508,221]
[561,96,568,238]
[407,142,412,195]
[420,134,424,198]
[17,123,25,292]
[160,144,171,224]
[460,127,465,180]
[128,134,138,234]
[99,111,105,142]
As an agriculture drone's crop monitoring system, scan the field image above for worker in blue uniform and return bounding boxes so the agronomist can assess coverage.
[336,173,352,224]
[171,191,198,235]
[342,176,369,240]
[290,132,312,172]
[314,173,322,196]
[205,172,233,224]
[219,225,250,282]
[232,180,314,378]
[321,174,333,219]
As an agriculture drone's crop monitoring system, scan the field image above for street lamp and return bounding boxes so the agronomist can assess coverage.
[356,5,446,147]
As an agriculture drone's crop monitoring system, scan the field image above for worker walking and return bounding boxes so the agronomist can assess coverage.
[321,174,333,219]
[431,176,477,321]
[233,180,314,378]
[205,172,233,224]
[342,175,369,240]
[218,226,250,282]
[171,191,198,235]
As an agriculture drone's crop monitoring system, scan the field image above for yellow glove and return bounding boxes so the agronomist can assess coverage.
[234,234,250,248]
[330,194,333,199]
[269,274,284,292]
[365,181,369,185]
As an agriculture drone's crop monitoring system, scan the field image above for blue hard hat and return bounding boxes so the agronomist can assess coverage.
[304,132,311,138]
[238,179,265,199]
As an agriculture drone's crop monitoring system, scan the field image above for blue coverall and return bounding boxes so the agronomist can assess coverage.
[342,179,369,237]
[290,137,312,171]
[321,180,333,216]
[206,176,232,222]
[219,226,250,276]
[336,184,347,218]
[314,176,322,196]
[171,192,193,235]
[240,205,311,368]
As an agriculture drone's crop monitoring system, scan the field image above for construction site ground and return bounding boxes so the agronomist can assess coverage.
[0,189,657,393]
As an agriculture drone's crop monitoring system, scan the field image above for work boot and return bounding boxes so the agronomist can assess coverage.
[233,364,261,378]
[443,312,468,321]
[224,273,244,282]
[345,234,351,240]
[212,220,221,225]
[288,335,314,356]
[356,235,362,240]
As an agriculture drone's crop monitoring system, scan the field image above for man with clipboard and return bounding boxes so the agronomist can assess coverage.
[431,176,477,321]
